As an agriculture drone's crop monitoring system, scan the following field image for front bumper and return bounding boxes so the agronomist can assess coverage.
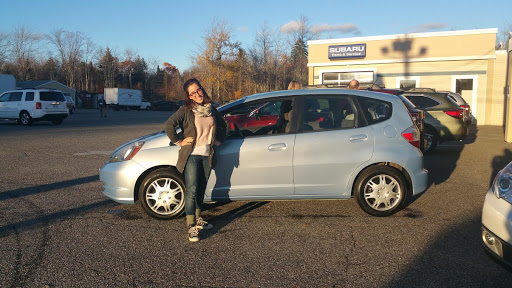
[99,159,147,204]
[481,190,512,267]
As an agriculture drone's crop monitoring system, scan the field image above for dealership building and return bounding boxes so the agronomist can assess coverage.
[307,28,512,139]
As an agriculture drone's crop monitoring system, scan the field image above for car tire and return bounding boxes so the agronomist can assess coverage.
[354,166,408,217]
[138,168,186,219]
[19,111,33,126]
[52,119,63,125]
[423,126,438,153]
[70,107,75,114]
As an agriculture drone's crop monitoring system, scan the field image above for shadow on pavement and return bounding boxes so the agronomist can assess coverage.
[0,175,99,201]
[0,200,115,238]
[385,214,512,287]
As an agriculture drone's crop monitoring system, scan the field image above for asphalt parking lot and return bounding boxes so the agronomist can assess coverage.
[0,108,511,287]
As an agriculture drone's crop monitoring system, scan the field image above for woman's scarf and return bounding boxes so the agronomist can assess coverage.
[192,103,212,117]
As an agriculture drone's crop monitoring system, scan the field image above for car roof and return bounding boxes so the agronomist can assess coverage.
[220,88,401,111]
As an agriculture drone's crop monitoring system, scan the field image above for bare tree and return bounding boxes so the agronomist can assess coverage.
[9,25,42,80]
[0,32,9,71]
[496,23,512,49]
[119,48,137,89]
[48,29,86,89]
[82,38,96,92]
[252,22,276,92]
[197,18,240,102]
[98,47,118,88]
[288,15,312,86]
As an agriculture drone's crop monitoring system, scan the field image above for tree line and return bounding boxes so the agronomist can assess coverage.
[0,16,314,104]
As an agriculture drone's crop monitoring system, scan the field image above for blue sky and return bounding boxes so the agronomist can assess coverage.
[1,0,511,71]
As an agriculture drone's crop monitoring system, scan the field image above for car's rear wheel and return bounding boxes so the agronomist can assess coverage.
[354,166,408,217]
[423,126,438,153]
[19,111,33,126]
[138,168,185,219]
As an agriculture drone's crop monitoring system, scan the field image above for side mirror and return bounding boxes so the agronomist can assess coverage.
[249,110,260,119]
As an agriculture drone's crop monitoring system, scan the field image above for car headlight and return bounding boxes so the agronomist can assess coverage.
[492,162,512,203]
[109,141,145,163]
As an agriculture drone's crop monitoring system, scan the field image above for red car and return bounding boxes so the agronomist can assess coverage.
[224,101,281,131]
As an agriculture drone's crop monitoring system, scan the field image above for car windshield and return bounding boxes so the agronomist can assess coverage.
[40,92,66,102]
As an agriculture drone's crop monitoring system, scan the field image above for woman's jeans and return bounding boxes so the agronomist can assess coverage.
[184,155,211,217]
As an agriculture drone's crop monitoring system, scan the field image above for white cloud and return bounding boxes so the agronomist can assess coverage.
[279,21,302,34]
[280,21,361,36]
[311,23,361,35]
[407,23,448,33]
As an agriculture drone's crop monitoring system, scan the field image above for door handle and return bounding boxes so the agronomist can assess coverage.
[349,134,368,142]
[268,143,287,151]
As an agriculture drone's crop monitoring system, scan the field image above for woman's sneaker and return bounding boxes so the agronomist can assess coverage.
[188,224,199,242]
[196,217,213,230]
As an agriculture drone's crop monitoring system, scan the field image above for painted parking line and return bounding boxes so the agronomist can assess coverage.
[74,151,112,156]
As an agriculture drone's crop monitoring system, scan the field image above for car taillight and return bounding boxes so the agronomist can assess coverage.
[36,102,42,109]
[402,125,420,149]
[444,110,463,119]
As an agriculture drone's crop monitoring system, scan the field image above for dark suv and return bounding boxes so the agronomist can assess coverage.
[402,90,468,153]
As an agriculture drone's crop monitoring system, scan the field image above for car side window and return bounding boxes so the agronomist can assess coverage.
[404,95,440,108]
[0,93,10,102]
[10,92,22,102]
[223,99,293,138]
[358,97,392,125]
[25,92,34,101]
[301,96,357,132]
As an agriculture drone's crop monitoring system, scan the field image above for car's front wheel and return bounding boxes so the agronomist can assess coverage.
[138,168,185,219]
[354,166,408,217]
[19,111,33,126]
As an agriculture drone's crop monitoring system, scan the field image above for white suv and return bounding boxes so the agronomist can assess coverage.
[0,89,69,125]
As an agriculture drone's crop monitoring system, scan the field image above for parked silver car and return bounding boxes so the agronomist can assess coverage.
[482,161,512,268]
[100,89,428,219]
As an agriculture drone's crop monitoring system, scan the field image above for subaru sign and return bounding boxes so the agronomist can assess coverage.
[329,44,366,59]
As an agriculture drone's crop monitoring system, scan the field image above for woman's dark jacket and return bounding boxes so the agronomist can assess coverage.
[163,106,227,173]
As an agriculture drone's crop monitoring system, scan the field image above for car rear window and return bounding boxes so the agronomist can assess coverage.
[403,95,440,108]
[40,91,66,102]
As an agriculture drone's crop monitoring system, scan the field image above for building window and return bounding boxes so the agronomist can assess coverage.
[396,76,420,90]
[322,71,374,86]
[455,79,473,94]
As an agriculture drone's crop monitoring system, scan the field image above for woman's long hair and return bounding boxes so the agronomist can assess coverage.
[183,78,211,109]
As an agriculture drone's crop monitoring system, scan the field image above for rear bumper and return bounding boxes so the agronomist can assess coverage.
[34,113,68,121]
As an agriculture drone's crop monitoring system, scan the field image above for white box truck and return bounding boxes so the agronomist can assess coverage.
[0,74,16,94]
[104,88,142,111]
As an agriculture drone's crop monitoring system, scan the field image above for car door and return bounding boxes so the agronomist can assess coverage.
[0,92,10,118]
[293,95,374,197]
[206,98,295,200]
[1,92,23,118]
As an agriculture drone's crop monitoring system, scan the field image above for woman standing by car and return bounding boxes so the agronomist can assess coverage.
[163,78,227,242]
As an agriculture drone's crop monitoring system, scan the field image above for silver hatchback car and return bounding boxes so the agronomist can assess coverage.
[100,89,428,219]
